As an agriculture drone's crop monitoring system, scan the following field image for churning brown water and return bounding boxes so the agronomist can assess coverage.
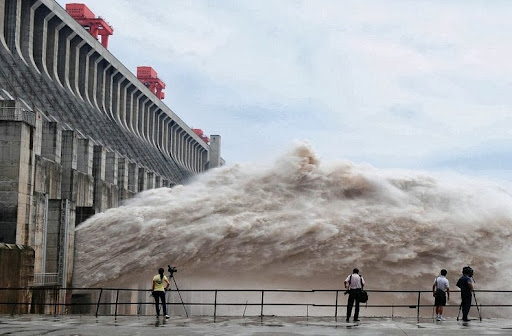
[74,144,512,295]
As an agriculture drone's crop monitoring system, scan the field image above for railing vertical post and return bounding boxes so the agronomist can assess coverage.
[334,290,339,321]
[53,287,58,316]
[95,288,103,318]
[213,290,218,322]
[260,290,264,319]
[114,289,120,318]
[417,291,421,322]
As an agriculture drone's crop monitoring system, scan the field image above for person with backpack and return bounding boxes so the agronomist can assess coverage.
[344,268,365,322]
[432,269,450,321]
[152,267,171,318]
[456,266,474,322]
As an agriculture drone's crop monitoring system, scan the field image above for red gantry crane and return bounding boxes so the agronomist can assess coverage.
[137,66,166,100]
[192,129,210,144]
[66,3,114,49]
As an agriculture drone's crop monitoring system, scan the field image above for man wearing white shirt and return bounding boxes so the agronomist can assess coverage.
[344,268,365,322]
[432,269,450,321]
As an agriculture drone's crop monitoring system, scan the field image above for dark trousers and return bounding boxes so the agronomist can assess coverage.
[461,292,472,320]
[346,289,361,320]
[153,291,167,316]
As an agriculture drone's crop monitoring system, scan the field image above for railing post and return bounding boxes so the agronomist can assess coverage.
[417,291,421,322]
[334,290,339,321]
[260,290,264,319]
[95,288,103,318]
[213,290,217,322]
[53,287,58,316]
[114,289,120,318]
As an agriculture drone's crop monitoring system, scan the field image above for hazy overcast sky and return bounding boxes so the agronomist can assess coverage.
[56,0,512,179]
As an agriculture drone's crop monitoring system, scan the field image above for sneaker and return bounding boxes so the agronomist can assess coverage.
[440,316,446,321]
[353,319,360,322]
[345,318,350,322]
[436,317,441,321]
[165,315,170,319]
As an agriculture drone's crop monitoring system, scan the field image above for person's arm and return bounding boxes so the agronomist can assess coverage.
[344,275,350,289]
[165,277,171,290]
[468,280,474,291]
[432,278,437,296]
[151,279,155,291]
[446,287,450,300]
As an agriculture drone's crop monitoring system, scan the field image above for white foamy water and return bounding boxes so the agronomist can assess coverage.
[74,144,512,293]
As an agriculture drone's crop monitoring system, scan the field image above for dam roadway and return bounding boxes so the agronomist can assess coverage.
[1,315,512,335]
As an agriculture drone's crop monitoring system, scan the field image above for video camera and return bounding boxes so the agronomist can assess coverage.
[167,265,177,275]
[463,266,474,277]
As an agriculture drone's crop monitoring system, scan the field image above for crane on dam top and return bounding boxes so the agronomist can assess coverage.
[66,3,114,49]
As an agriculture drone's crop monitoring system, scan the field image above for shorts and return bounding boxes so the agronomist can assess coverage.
[434,289,446,306]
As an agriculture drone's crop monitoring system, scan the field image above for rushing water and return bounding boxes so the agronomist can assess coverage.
[74,144,512,294]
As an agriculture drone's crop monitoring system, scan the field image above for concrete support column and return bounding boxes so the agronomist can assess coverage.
[127,161,139,193]
[60,130,77,201]
[154,175,161,188]
[138,167,147,192]
[26,1,44,71]
[117,157,130,201]
[76,138,93,175]
[105,151,118,185]
[41,121,61,163]
[0,101,36,245]
[92,145,106,212]
[209,135,221,168]
[146,171,155,190]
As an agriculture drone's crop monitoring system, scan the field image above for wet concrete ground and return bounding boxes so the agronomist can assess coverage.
[2,315,512,335]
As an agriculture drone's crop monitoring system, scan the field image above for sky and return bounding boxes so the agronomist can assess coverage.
[55,0,512,180]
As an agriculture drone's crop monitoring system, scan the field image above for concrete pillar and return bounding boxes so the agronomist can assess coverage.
[76,137,93,175]
[0,101,36,244]
[127,161,139,193]
[117,157,129,200]
[146,171,155,190]
[105,151,118,185]
[41,121,61,163]
[154,175,161,188]
[60,130,78,201]
[92,145,106,211]
[138,167,147,192]
[209,135,221,168]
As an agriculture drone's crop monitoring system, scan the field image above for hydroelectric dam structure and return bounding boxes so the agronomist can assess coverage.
[0,0,222,297]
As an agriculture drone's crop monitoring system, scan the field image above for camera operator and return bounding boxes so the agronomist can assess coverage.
[343,268,365,322]
[152,268,171,318]
[456,266,474,322]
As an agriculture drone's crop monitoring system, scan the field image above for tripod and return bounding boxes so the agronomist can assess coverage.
[167,265,188,317]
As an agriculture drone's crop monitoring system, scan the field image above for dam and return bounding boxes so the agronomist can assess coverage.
[0,0,221,299]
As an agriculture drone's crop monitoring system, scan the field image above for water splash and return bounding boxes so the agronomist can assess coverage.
[73,143,512,292]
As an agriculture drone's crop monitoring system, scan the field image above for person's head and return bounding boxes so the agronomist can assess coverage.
[353,268,359,274]
[462,266,473,276]
[440,269,447,276]
[158,268,164,279]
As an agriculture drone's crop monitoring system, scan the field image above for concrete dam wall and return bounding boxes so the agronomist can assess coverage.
[0,0,221,292]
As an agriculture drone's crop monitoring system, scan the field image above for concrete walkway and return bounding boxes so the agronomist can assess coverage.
[1,315,512,335]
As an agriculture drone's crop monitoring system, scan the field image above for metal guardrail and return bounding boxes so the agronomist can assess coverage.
[0,106,36,126]
[33,273,60,286]
[1,287,511,321]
